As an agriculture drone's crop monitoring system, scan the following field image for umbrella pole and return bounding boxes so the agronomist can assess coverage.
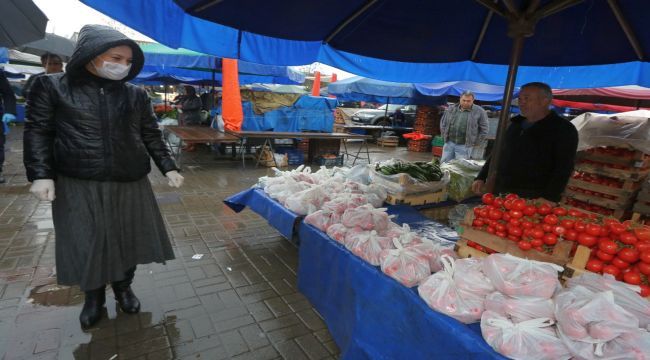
[485,35,525,194]
[385,97,390,126]
[164,85,168,107]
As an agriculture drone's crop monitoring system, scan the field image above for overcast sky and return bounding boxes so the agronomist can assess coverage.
[31,0,353,78]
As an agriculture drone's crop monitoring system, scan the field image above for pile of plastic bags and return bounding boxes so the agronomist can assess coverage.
[379,238,431,287]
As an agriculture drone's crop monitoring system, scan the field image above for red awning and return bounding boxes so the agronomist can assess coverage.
[552,99,650,112]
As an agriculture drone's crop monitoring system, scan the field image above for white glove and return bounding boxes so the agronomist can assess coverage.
[30,179,56,201]
[165,170,184,188]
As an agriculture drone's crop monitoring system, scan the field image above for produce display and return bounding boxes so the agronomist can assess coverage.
[258,165,650,360]
[441,159,484,202]
[374,161,443,182]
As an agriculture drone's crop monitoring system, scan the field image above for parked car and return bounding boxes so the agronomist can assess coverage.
[350,104,417,126]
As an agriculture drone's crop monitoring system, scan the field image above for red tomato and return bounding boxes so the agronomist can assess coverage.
[598,240,619,255]
[585,224,602,236]
[568,209,584,218]
[523,205,537,216]
[640,251,650,264]
[488,209,503,220]
[504,199,515,210]
[518,240,532,251]
[508,235,520,242]
[487,226,496,234]
[521,220,534,229]
[473,207,483,217]
[596,250,615,262]
[509,210,524,219]
[639,284,650,297]
[552,207,568,216]
[508,218,521,227]
[585,259,604,273]
[472,219,485,228]
[552,226,566,236]
[537,204,552,215]
[478,208,490,219]
[634,226,650,242]
[623,272,642,285]
[578,233,597,247]
[508,227,523,237]
[602,265,621,277]
[542,224,553,233]
[611,257,630,270]
[505,194,519,201]
[502,213,512,222]
[618,248,640,263]
[496,231,507,238]
[619,232,638,245]
[574,221,587,233]
[543,233,558,245]
[493,198,504,208]
[637,261,650,276]
[496,223,507,232]
[482,193,495,205]
[531,238,544,247]
[560,219,575,229]
[532,229,545,239]
[512,199,526,211]
[564,229,578,241]
[543,215,559,225]
[636,241,650,253]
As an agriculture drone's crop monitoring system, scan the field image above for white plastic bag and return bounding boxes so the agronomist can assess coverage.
[555,286,640,359]
[379,239,430,287]
[342,204,391,232]
[304,210,340,232]
[485,292,555,322]
[567,272,650,328]
[482,254,563,299]
[284,186,330,215]
[349,230,393,266]
[418,256,490,323]
[326,223,348,243]
[481,312,571,360]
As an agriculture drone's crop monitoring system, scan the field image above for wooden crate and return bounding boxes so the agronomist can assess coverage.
[384,189,447,206]
[454,239,489,259]
[419,204,455,224]
[377,137,399,147]
[567,178,642,197]
[562,245,650,300]
[574,162,650,181]
[577,150,650,169]
[560,197,627,220]
[563,188,635,210]
[457,213,573,265]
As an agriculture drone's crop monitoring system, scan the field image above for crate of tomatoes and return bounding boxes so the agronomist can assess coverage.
[563,221,650,299]
[456,193,574,266]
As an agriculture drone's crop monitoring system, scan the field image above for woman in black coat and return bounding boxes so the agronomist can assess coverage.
[24,25,184,328]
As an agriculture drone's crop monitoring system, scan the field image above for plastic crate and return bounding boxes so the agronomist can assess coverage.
[315,155,344,167]
[432,146,443,157]
[275,147,305,165]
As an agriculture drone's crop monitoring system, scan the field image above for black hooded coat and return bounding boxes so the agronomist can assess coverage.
[24,25,178,182]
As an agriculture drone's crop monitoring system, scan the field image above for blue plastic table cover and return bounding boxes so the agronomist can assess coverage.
[297,222,505,360]
[224,188,300,240]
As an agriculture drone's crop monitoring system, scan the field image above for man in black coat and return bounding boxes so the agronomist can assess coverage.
[472,82,578,202]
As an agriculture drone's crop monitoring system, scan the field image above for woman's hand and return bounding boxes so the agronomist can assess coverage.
[165,171,184,188]
[30,179,55,201]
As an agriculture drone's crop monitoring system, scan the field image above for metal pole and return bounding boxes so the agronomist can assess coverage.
[164,85,168,107]
[384,97,390,126]
[485,35,525,193]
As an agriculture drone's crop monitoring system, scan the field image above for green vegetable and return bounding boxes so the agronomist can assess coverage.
[376,161,442,182]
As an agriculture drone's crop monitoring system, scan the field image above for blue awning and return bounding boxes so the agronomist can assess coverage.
[328,76,445,105]
[415,81,519,102]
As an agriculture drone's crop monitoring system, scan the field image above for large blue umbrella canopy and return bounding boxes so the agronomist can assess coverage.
[139,42,305,84]
[81,0,650,87]
[415,81,519,102]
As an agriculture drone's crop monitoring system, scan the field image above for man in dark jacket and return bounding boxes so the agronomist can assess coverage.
[472,82,578,202]
[22,53,64,100]
[1,72,17,183]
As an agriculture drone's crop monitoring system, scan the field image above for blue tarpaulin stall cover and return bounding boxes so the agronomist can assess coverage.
[83,0,650,88]
[238,95,335,133]
[415,81,520,102]
[328,76,446,106]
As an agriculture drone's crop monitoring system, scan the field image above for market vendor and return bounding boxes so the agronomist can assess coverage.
[471,82,578,202]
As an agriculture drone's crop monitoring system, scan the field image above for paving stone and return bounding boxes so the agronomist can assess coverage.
[295,334,331,360]
[211,314,256,333]
[264,297,293,317]
[190,315,216,338]
[296,309,327,331]
[238,323,270,350]
[275,340,309,360]
[219,329,249,357]
[258,314,302,332]
[266,323,312,344]
[232,345,280,360]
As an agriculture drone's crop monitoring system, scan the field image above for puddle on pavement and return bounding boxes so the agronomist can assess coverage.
[28,284,84,307]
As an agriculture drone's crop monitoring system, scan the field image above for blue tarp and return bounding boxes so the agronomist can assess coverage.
[82,0,650,87]
[0,47,8,63]
[415,81,519,102]
[328,76,446,105]
[133,66,302,86]
[239,95,335,133]
[223,188,300,239]
[297,223,502,359]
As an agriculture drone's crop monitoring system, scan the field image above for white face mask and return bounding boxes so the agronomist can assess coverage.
[93,60,131,80]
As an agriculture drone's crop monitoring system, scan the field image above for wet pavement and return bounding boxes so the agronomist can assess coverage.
[0,126,432,359]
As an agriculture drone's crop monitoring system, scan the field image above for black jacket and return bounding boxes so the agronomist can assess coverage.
[477,111,578,202]
[1,72,16,115]
[24,25,178,182]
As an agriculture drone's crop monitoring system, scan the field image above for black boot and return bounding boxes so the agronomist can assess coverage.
[112,266,140,314]
[79,286,106,329]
